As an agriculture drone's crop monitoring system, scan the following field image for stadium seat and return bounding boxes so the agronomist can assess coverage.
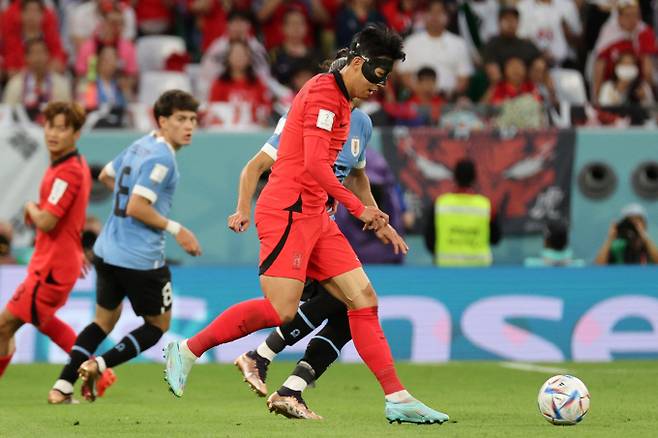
[136,36,186,72]
[550,68,588,106]
[138,71,192,105]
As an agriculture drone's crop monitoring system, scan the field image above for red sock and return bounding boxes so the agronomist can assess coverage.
[39,316,77,353]
[187,298,281,357]
[348,306,404,395]
[0,353,14,378]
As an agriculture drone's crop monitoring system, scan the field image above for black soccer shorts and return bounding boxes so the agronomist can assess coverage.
[94,257,173,316]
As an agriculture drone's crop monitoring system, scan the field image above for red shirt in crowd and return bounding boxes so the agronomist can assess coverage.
[0,0,66,73]
[135,0,173,26]
[595,18,658,79]
[490,81,539,105]
[381,0,416,36]
[257,72,364,217]
[29,151,91,284]
[209,76,272,123]
[260,2,314,50]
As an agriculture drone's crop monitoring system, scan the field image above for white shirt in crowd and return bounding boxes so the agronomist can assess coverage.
[68,1,136,43]
[398,30,474,93]
[598,81,655,106]
[517,0,582,63]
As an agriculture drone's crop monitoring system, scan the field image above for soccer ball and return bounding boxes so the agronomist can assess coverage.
[537,375,590,425]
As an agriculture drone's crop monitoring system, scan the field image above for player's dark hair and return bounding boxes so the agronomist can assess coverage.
[348,23,405,63]
[454,158,476,188]
[43,101,86,132]
[153,90,199,123]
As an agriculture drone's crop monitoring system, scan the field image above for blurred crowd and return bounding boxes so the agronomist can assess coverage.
[1,0,658,129]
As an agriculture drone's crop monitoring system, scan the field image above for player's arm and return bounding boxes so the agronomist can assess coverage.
[125,194,201,256]
[228,151,275,233]
[344,168,377,207]
[128,157,201,256]
[98,162,116,190]
[24,202,59,232]
[26,167,84,232]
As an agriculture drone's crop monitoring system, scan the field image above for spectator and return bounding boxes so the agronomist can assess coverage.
[381,0,419,38]
[488,56,539,105]
[517,0,582,66]
[595,203,658,265]
[335,148,406,264]
[2,39,72,121]
[528,56,557,106]
[481,6,541,87]
[188,0,231,52]
[75,5,138,92]
[255,0,329,50]
[598,51,654,107]
[423,158,502,267]
[135,0,174,35]
[208,40,272,126]
[335,0,386,49]
[200,10,270,98]
[0,0,66,76]
[407,66,443,125]
[397,0,473,99]
[0,222,17,265]
[69,0,136,53]
[76,45,128,127]
[456,0,499,62]
[591,0,656,103]
[524,219,585,267]
[270,8,322,88]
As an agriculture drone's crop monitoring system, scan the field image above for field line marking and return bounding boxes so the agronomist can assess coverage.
[499,362,570,374]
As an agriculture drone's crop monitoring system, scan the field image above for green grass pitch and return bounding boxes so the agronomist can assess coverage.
[1,361,657,437]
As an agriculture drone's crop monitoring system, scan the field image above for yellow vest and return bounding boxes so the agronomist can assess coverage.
[435,192,492,267]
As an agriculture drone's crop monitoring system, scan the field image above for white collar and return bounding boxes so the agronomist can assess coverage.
[151,131,176,156]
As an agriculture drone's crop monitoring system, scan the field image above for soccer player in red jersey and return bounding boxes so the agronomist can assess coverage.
[165,24,449,424]
[0,102,94,382]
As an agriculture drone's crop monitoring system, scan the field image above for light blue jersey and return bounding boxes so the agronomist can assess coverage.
[261,108,372,182]
[94,133,179,270]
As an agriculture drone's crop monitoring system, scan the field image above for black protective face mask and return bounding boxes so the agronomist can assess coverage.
[360,56,394,86]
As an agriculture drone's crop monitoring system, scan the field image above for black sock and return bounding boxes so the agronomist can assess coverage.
[279,289,346,346]
[300,310,351,380]
[100,323,162,368]
[290,360,316,386]
[262,329,286,355]
[59,322,107,384]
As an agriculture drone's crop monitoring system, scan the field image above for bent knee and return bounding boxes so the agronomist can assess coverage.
[277,308,297,325]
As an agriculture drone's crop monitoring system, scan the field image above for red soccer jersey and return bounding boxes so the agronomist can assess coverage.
[257,72,365,217]
[29,150,91,285]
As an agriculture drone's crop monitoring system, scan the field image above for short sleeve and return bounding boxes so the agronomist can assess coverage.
[261,115,286,160]
[303,85,343,142]
[105,149,127,178]
[133,154,175,204]
[42,167,83,218]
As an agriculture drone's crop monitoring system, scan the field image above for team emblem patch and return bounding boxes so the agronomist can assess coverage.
[316,109,335,131]
[351,138,360,157]
[150,163,169,183]
[48,178,68,205]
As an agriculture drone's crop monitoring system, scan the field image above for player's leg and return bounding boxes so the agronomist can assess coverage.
[78,264,173,401]
[268,307,350,419]
[165,276,299,397]
[38,316,77,353]
[0,309,24,378]
[308,221,448,424]
[165,208,319,397]
[49,259,124,403]
[323,270,449,424]
[236,286,344,396]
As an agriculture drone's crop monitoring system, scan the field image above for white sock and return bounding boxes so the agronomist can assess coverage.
[95,356,107,374]
[181,339,198,360]
[282,375,308,392]
[256,341,277,362]
[385,390,413,403]
[53,379,74,395]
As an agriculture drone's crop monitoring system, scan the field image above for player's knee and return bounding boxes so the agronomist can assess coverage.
[277,307,297,325]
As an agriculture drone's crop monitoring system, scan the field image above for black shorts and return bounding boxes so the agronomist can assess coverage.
[94,257,172,316]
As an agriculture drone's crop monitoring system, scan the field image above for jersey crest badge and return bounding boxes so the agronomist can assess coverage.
[351,138,360,157]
